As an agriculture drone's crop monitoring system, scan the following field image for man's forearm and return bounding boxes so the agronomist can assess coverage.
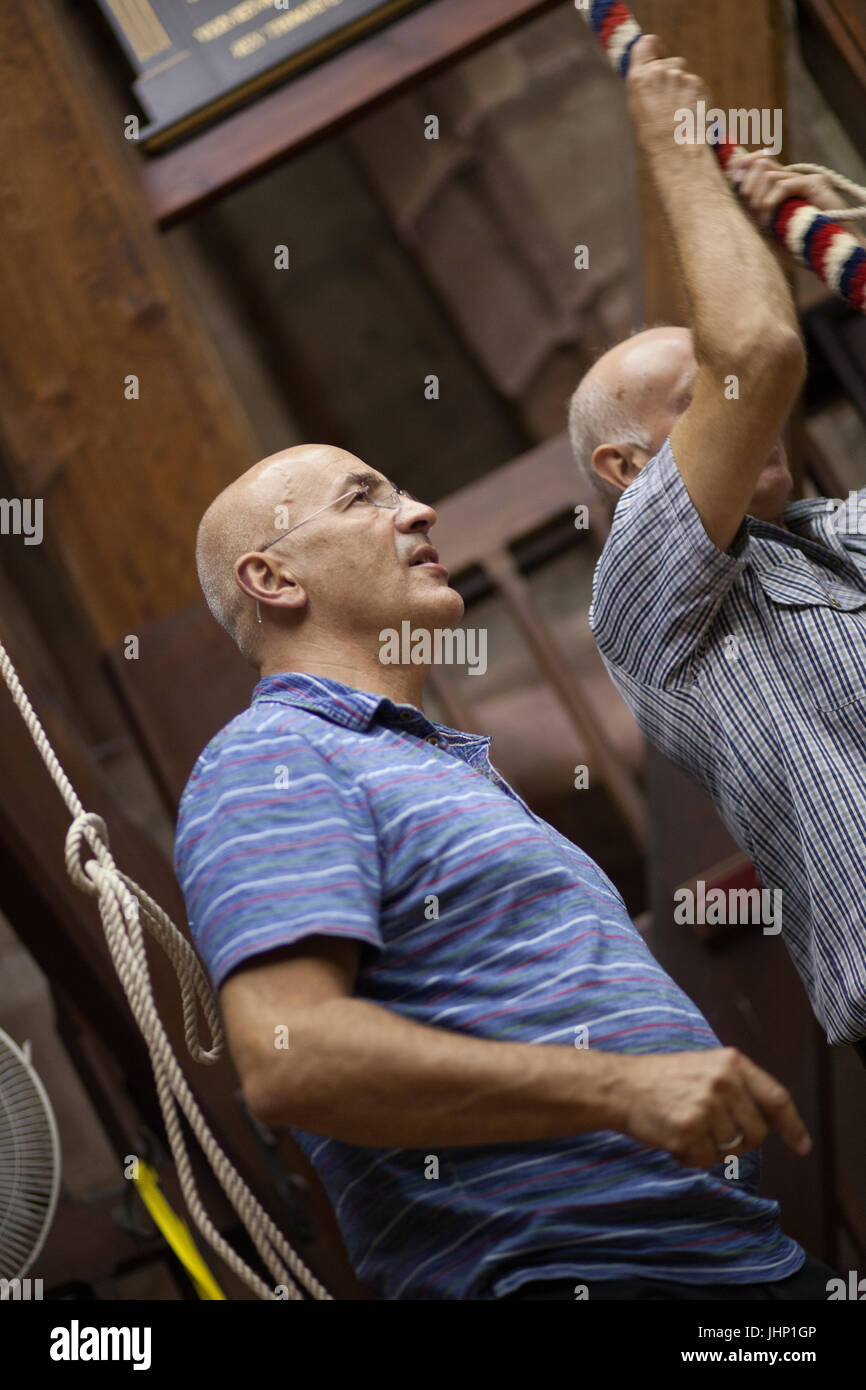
[253,996,628,1147]
[643,139,801,360]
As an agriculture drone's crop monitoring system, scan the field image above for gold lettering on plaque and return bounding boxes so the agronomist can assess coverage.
[208,0,347,57]
[193,0,276,43]
[231,31,267,57]
[264,0,345,41]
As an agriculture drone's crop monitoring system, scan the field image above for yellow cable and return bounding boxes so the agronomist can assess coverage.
[132,1160,225,1300]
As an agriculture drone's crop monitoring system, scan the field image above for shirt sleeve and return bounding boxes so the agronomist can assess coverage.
[174,723,383,990]
[589,436,750,689]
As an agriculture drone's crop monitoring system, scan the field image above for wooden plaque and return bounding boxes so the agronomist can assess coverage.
[97,0,428,149]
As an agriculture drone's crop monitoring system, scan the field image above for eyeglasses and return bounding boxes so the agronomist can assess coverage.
[256,479,417,554]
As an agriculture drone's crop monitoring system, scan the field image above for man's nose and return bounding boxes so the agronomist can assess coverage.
[396,497,437,530]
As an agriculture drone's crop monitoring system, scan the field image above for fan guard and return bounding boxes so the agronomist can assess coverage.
[0,1026,61,1282]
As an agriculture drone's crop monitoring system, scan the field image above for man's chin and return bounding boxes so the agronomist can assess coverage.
[748,466,793,521]
[403,588,465,628]
[436,587,466,624]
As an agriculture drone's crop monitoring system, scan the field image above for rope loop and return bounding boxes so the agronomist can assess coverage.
[65,811,112,895]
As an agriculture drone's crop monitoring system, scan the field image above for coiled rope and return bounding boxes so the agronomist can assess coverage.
[0,631,332,1301]
[581,0,866,314]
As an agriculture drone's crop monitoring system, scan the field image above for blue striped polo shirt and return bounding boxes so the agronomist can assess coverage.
[174,672,804,1300]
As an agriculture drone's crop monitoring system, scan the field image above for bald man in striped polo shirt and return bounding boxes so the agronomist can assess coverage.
[174,438,838,1302]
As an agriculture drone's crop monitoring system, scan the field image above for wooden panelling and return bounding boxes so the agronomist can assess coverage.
[105,596,257,811]
[0,0,257,650]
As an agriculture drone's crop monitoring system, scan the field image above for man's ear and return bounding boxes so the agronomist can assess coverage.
[235,553,307,611]
[592,444,645,494]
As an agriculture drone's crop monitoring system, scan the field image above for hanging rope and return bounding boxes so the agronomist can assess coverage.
[0,631,333,1302]
[581,0,866,315]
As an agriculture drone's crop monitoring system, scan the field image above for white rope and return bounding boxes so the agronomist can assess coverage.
[782,163,866,222]
[0,632,333,1302]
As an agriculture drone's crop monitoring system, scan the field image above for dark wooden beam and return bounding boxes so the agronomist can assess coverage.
[632,0,787,326]
[140,0,563,228]
[797,0,866,159]
[0,0,257,650]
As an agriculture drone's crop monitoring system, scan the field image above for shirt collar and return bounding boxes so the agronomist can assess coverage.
[251,670,454,740]
[737,497,866,585]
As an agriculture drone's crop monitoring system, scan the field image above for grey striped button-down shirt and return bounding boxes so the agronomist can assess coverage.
[590,436,866,1046]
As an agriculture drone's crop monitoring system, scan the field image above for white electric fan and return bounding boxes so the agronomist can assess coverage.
[0,1026,61,1285]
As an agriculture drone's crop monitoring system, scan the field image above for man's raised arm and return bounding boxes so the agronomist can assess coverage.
[627,36,807,550]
